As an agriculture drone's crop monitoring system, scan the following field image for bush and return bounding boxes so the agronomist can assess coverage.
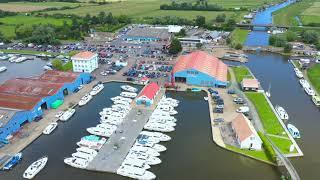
[285,31,297,42]
[169,38,182,55]
[269,35,287,47]
[284,43,293,53]
[52,59,63,70]
[216,14,226,23]
[301,30,319,44]
[258,132,276,162]
[234,43,243,50]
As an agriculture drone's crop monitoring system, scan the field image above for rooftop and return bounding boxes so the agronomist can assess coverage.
[72,51,97,60]
[231,114,254,142]
[0,108,19,128]
[125,27,170,40]
[242,78,260,88]
[173,51,228,82]
[138,82,160,100]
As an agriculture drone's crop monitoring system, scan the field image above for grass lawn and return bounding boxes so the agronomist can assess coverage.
[307,64,320,94]
[226,145,275,164]
[273,0,319,26]
[0,25,15,39]
[0,49,57,55]
[62,61,73,71]
[0,15,70,26]
[231,66,253,83]
[268,136,295,154]
[0,2,89,12]
[245,92,286,136]
[230,28,249,45]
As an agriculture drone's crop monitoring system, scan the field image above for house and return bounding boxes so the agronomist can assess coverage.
[172,51,228,87]
[136,82,160,106]
[71,51,98,73]
[231,114,262,150]
[241,78,260,91]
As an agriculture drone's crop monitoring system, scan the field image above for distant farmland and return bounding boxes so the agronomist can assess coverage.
[0,2,90,12]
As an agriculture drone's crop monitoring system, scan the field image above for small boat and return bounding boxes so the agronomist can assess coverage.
[64,157,88,169]
[135,141,167,152]
[140,131,171,142]
[59,109,75,121]
[90,84,104,96]
[121,85,138,93]
[312,95,320,106]
[22,156,48,179]
[304,86,315,96]
[71,152,95,161]
[55,111,64,118]
[78,94,93,106]
[204,97,208,101]
[76,139,105,150]
[42,122,58,135]
[287,124,301,139]
[76,147,98,157]
[266,83,271,97]
[122,158,151,170]
[2,152,23,170]
[117,165,156,180]
[294,68,303,78]
[0,66,7,73]
[130,146,160,157]
[43,65,52,71]
[299,79,309,88]
[0,55,9,60]
[191,87,201,92]
[275,105,289,120]
[144,123,175,133]
[15,57,27,63]
[86,127,116,137]
[120,92,137,98]
[126,151,161,165]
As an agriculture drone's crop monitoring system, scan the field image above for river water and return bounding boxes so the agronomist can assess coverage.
[1,1,318,180]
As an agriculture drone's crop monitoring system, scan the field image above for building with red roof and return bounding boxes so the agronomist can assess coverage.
[241,78,260,91]
[0,70,92,141]
[136,82,160,106]
[71,51,98,73]
[231,114,262,150]
[172,51,228,87]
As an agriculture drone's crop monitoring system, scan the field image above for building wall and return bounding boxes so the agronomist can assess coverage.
[0,72,91,141]
[72,56,98,73]
[174,68,228,87]
[238,135,262,150]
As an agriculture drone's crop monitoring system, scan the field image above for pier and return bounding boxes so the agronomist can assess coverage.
[86,88,165,173]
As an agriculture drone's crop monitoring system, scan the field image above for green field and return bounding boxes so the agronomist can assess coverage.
[231,66,253,83]
[0,2,88,12]
[230,28,249,45]
[273,0,320,26]
[307,64,320,94]
[42,0,282,22]
[0,25,15,39]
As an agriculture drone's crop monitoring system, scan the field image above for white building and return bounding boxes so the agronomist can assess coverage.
[231,114,262,150]
[71,51,98,73]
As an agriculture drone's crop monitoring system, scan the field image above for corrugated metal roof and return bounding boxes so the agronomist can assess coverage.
[72,51,96,60]
[138,82,160,100]
[173,51,228,82]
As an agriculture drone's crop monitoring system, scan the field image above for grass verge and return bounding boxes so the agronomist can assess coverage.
[231,66,253,83]
[307,64,320,94]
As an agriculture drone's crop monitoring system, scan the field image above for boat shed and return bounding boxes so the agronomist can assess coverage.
[0,70,91,141]
[231,114,262,150]
[241,78,260,91]
[172,51,228,87]
[136,82,160,106]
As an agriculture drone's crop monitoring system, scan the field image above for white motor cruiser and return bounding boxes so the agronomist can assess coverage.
[275,105,289,120]
[122,158,151,170]
[113,100,131,106]
[135,141,167,152]
[59,109,75,121]
[87,127,116,137]
[90,84,104,96]
[121,85,138,93]
[76,147,98,157]
[96,123,117,130]
[55,111,64,118]
[120,92,137,98]
[79,94,93,106]
[140,131,171,142]
[22,156,48,179]
[127,151,162,165]
[76,141,105,150]
[42,122,58,135]
[111,96,133,103]
[299,79,309,88]
[64,157,88,169]
[144,123,175,133]
[72,151,96,161]
[304,86,315,96]
[149,115,177,123]
[0,66,7,73]
[130,145,160,157]
[116,165,156,180]
[294,68,303,78]
[147,119,176,127]
[287,123,301,139]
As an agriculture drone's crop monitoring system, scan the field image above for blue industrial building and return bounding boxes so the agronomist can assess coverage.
[0,70,91,142]
[172,51,228,87]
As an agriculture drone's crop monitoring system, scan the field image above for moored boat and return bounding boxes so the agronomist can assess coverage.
[2,152,22,171]
[42,122,58,135]
[275,105,289,120]
[64,157,88,169]
[90,84,104,96]
[287,123,301,139]
[22,156,48,179]
[59,109,75,121]
[0,66,7,73]
[121,85,138,93]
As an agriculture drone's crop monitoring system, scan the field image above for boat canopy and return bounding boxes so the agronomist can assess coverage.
[51,100,63,109]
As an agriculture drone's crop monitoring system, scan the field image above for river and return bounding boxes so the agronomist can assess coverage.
[1,1,317,180]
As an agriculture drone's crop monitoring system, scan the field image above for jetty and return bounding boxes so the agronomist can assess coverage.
[86,88,165,172]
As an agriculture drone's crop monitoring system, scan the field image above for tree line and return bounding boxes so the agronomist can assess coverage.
[160,1,224,11]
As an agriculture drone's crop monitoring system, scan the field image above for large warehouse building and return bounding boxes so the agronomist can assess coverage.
[123,26,171,42]
[0,70,91,141]
[172,51,228,87]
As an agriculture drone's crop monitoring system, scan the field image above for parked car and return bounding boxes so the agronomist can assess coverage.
[213,118,224,123]
[233,98,244,104]
[228,89,236,94]
[236,106,249,113]
[214,108,223,113]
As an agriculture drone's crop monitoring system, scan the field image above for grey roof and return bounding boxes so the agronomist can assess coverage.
[0,108,19,128]
[125,27,170,40]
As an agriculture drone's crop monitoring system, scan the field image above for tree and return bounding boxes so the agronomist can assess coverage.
[234,43,243,50]
[169,38,182,55]
[27,25,60,45]
[0,31,4,42]
[285,31,297,42]
[227,18,236,27]
[51,59,63,70]
[196,43,203,49]
[284,43,292,53]
[195,16,206,27]
[175,28,186,37]
[216,13,226,23]
[15,25,33,39]
[301,30,319,44]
